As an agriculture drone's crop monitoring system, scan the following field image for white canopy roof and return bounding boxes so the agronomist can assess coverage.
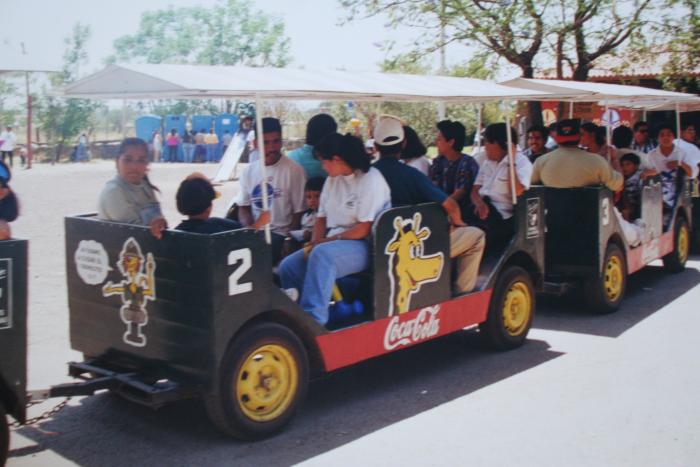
[499,77,698,105]
[60,64,550,102]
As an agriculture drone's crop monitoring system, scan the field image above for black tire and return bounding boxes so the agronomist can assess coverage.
[585,243,626,314]
[1,404,9,467]
[663,217,689,273]
[479,265,535,350]
[204,322,309,440]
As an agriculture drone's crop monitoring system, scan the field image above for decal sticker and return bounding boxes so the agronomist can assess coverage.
[0,259,12,330]
[385,213,444,315]
[526,198,540,238]
[601,198,610,226]
[102,238,156,347]
[228,248,253,296]
[75,240,111,285]
[383,305,441,350]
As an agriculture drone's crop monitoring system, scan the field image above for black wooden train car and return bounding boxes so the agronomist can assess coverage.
[63,196,545,440]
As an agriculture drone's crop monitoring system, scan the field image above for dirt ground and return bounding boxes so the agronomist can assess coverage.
[10,160,243,389]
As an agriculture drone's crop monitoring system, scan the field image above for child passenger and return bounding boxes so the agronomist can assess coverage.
[288,176,324,243]
[618,153,642,221]
[175,174,241,234]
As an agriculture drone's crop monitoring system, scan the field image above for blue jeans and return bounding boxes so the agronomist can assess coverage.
[183,143,195,163]
[279,239,369,325]
[206,144,217,162]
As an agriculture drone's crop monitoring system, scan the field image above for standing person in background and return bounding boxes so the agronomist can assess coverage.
[288,113,337,179]
[98,137,168,239]
[0,127,16,168]
[204,128,219,163]
[194,129,206,162]
[165,129,180,163]
[182,129,195,163]
[631,121,657,154]
[221,129,233,157]
[400,125,430,175]
[76,133,88,162]
[152,131,163,163]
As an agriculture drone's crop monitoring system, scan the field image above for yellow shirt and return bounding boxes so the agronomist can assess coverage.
[204,133,219,144]
[531,146,623,191]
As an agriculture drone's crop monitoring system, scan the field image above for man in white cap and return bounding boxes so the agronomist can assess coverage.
[373,115,485,294]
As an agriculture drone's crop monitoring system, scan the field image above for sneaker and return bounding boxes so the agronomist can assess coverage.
[283,288,299,302]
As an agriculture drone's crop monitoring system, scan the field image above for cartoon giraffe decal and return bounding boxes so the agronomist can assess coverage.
[385,212,444,315]
[102,238,156,347]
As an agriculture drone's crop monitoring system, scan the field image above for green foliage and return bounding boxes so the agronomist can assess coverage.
[0,78,20,127]
[659,0,699,93]
[37,23,99,156]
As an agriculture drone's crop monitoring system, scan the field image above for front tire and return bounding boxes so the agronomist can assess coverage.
[585,243,626,314]
[204,322,309,440]
[663,217,689,273]
[479,266,535,350]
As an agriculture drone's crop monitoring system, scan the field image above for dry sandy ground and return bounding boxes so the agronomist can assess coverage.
[10,160,243,389]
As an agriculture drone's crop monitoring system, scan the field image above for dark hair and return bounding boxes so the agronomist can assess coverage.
[315,133,370,173]
[633,121,649,132]
[400,126,426,160]
[176,177,216,216]
[306,114,337,146]
[612,126,634,148]
[484,123,518,151]
[581,122,605,146]
[655,122,676,138]
[620,152,641,166]
[436,120,466,152]
[526,125,548,140]
[305,176,325,192]
[681,122,695,131]
[117,137,160,193]
[0,179,18,222]
[262,117,282,134]
[548,122,557,132]
[170,129,177,135]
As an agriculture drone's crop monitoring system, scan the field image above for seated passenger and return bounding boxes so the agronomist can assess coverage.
[611,125,654,174]
[523,124,549,163]
[471,123,533,251]
[580,122,611,160]
[288,176,324,243]
[278,133,391,325]
[429,119,480,222]
[618,153,643,222]
[0,175,19,240]
[400,125,431,175]
[97,137,168,239]
[235,117,307,264]
[287,114,336,179]
[175,174,241,234]
[373,115,485,293]
[531,119,623,191]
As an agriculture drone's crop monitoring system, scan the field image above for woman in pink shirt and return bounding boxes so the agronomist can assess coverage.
[166,129,180,162]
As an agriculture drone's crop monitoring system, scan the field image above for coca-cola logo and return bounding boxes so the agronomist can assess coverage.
[383,305,441,350]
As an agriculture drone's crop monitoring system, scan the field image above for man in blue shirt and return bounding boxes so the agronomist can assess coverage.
[373,115,485,294]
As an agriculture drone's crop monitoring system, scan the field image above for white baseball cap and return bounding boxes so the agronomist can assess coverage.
[374,115,404,146]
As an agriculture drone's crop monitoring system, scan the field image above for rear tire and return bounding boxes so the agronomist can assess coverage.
[479,266,535,350]
[204,322,309,440]
[585,243,626,314]
[663,217,689,273]
[1,404,9,467]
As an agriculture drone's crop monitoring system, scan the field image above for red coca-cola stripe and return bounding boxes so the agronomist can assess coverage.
[316,290,492,372]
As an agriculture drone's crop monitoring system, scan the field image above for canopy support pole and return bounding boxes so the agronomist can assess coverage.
[568,101,573,119]
[642,109,647,121]
[604,101,611,147]
[675,102,681,140]
[504,101,517,205]
[25,72,32,169]
[254,94,271,244]
[475,104,483,157]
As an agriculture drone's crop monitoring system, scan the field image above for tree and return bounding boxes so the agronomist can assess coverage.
[110,0,292,116]
[0,78,20,127]
[340,0,658,124]
[37,23,99,161]
[658,0,699,93]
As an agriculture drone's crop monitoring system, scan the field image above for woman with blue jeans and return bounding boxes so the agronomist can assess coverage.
[279,133,391,325]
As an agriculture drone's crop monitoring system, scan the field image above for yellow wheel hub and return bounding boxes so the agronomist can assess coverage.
[502,281,532,336]
[235,344,298,422]
[678,224,689,265]
[604,255,623,302]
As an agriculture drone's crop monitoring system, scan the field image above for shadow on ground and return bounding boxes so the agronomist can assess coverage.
[534,255,700,338]
[12,332,561,466]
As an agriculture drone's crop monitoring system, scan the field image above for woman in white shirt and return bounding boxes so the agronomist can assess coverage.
[400,125,431,175]
[279,133,391,325]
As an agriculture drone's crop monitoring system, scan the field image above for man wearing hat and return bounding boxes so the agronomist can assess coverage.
[175,173,241,234]
[531,119,623,191]
[373,115,485,294]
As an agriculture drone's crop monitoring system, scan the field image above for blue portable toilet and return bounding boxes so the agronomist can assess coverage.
[215,113,239,162]
[135,115,162,144]
[164,115,187,162]
[192,115,216,162]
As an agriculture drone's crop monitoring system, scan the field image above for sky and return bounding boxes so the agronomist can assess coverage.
[1,0,471,75]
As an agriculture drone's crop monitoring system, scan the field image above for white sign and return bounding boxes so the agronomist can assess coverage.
[75,240,111,285]
[383,305,441,351]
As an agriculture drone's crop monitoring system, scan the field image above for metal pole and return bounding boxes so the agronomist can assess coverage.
[604,101,611,147]
[25,72,32,169]
[254,95,271,244]
[642,109,647,121]
[675,102,681,141]
[568,101,573,119]
[475,104,483,157]
[505,102,517,205]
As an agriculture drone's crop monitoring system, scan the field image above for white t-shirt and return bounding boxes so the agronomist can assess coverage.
[475,151,533,219]
[676,139,700,173]
[236,155,306,235]
[0,131,16,151]
[318,167,391,237]
[405,156,431,176]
